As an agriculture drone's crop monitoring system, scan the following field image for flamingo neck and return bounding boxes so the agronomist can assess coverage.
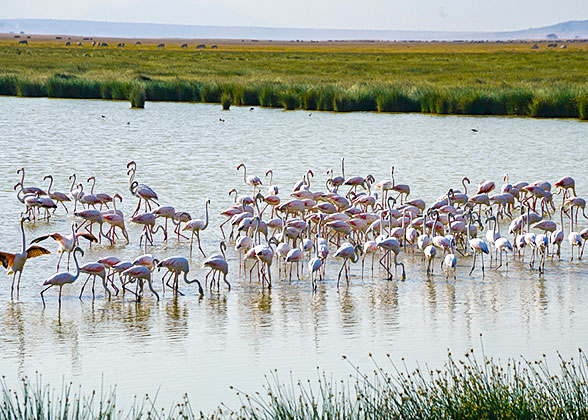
[20,218,26,253]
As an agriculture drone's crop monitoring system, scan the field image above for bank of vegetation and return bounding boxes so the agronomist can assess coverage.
[0,43,587,118]
[1,350,587,419]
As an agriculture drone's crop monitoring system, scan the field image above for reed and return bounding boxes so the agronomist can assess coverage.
[15,78,47,97]
[46,74,103,99]
[279,88,300,110]
[376,86,420,112]
[578,95,588,120]
[129,83,146,108]
[0,75,18,96]
[1,350,588,419]
[259,83,281,108]
[221,92,232,110]
[200,82,222,103]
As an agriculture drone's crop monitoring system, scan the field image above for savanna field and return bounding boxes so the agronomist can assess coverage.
[1,36,588,117]
[2,32,588,419]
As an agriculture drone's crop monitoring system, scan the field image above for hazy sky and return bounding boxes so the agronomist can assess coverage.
[4,0,588,31]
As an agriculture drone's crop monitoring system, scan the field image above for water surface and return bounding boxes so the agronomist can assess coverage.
[0,97,587,412]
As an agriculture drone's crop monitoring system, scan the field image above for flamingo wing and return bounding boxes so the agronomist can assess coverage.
[0,252,15,269]
[26,246,51,259]
[31,233,62,244]
[76,232,98,243]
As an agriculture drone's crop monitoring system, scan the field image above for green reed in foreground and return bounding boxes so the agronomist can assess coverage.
[2,349,588,419]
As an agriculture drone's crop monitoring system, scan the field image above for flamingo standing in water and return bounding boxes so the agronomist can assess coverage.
[203,242,231,290]
[31,222,97,271]
[44,175,71,213]
[78,262,110,300]
[467,212,489,276]
[156,256,204,295]
[131,213,165,250]
[183,198,211,258]
[333,242,363,287]
[121,265,160,302]
[127,161,159,216]
[237,163,262,195]
[102,194,129,244]
[0,216,51,299]
[40,247,83,309]
[16,167,46,196]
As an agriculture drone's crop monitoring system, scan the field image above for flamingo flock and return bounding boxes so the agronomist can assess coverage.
[1,160,587,310]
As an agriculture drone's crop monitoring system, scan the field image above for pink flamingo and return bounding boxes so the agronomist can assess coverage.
[78,262,110,299]
[44,175,71,213]
[183,198,210,258]
[127,161,159,216]
[31,221,97,271]
[157,256,204,295]
[1,215,51,299]
[40,246,83,309]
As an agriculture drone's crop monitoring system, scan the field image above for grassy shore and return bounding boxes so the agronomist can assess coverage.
[2,350,588,419]
[0,39,587,118]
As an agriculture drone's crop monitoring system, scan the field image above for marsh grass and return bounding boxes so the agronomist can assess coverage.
[221,92,232,110]
[129,83,146,108]
[1,71,586,119]
[2,350,588,419]
[279,89,300,110]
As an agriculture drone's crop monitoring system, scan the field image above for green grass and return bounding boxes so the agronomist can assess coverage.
[0,42,587,118]
[2,350,588,419]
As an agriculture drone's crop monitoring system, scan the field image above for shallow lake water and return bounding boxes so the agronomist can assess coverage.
[0,96,587,412]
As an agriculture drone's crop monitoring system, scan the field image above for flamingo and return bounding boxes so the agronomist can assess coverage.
[127,161,159,216]
[78,262,111,300]
[333,242,362,287]
[237,163,262,195]
[78,182,101,209]
[16,167,46,196]
[467,213,489,276]
[441,253,457,280]
[203,242,231,290]
[183,198,210,258]
[266,170,279,195]
[14,182,43,221]
[156,256,204,296]
[44,175,71,213]
[74,209,112,244]
[121,265,160,302]
[568,208,583,262]
[102,194,129,244]
[31,222,97,271]
[40,246,83,309]
[131,213,166,250]
[0,216,51,299]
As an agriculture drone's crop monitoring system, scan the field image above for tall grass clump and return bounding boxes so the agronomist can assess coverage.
[302,87,319,110]
[528,87,579,118]
[456,88,506,115]
[234,85,261,106]
[578,94,588,121]
[15,79,47,97]
[145,80,198,102]
[279,89,300,110]
[0,75,18,96]
[496,87,534,115]
[316,86,336,111]
[376,87,420,112]
[200,82,222,103]
[129,83,146,108]
[259,83,280,108]
[227,349,588,420]
[221,92,232,110]
[46,75,102,99]
[101,80,129,100]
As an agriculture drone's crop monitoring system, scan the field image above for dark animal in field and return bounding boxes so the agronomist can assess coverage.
[158,43,165,48]
[531,44,539,49]
[65,41,71,46]
[136,41,142,45]
[197,44,206,49]
[18,40,28,45]
[211,45,218,49]
[76,42,82,46]
[181,43,188,48]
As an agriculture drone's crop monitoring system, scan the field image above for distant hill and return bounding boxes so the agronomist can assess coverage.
[1,18,587,41]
